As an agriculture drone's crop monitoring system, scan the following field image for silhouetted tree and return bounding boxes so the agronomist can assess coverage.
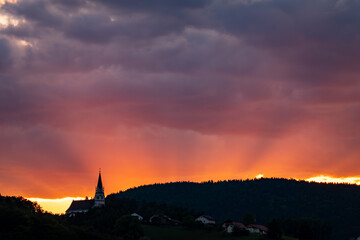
[298,221,313,240]
[242,213,256,225]
[267,219,282,240]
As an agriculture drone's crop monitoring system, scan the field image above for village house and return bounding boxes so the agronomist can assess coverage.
[222,221,268,235]
[131,213,143,221]
[246,224,268,234]
[223,222,247,233]
[149,214,181,225]
[195,215,216,224]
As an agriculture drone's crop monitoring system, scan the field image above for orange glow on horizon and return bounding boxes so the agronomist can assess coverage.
[27,197,85,214]
[305,175,360,185]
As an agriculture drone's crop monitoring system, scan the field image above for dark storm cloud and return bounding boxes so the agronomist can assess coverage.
[62,13,119,44]
[211,0,360,45]
[209,0,360,83]
[0,38,12,71]
[1,0,359,113]
[1,0,207,44]
[1,22,43,38]
[3,0,360,81]
[2,0,63,28]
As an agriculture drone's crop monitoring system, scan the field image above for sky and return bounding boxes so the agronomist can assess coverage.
[0,0,360,213]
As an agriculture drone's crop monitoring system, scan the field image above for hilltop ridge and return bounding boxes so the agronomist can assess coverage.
[112,178,360,240]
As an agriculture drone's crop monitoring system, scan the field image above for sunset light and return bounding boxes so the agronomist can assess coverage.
[27,197,86,215]
[1,0,360,238]
[306,175,360,185]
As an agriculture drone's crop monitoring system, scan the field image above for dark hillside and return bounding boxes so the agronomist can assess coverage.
[113,178,360,240]
[0,195,115,240]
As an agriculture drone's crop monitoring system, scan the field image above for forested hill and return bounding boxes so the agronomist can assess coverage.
[0,195,115,240]
[113,178,360,239]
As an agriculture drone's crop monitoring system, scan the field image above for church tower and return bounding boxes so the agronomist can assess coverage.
[93,169,105,207]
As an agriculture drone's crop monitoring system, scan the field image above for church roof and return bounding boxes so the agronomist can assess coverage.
[66,199,94,213]
[97,171,103,189]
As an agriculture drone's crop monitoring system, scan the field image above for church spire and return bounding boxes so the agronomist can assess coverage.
[97,168,103,190]
[94,168,105,207]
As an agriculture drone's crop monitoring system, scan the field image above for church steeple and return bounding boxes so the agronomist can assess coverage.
[97,169,103,190]
[93,169,105,207]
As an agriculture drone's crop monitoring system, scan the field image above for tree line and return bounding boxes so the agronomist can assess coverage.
[114,178,360,239]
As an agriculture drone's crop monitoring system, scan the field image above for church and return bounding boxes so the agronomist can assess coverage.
[66,170,105,216]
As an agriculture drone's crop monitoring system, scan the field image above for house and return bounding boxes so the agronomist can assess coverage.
[66,170,105,216]
[195,215,216,224]
[247,224,268,234]
[223,222,247,233]
[131,213,143,221]
[149,214,181,225]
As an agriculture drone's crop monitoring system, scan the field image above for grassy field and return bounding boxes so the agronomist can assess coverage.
[142,225,298,240]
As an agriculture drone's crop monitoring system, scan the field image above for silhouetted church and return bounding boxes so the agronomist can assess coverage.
[66,170,105,216]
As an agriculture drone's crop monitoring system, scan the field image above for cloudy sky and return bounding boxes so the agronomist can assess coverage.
[0,0,359,200]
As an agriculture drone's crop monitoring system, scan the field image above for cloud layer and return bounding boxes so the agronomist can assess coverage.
[0,0,359,198]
